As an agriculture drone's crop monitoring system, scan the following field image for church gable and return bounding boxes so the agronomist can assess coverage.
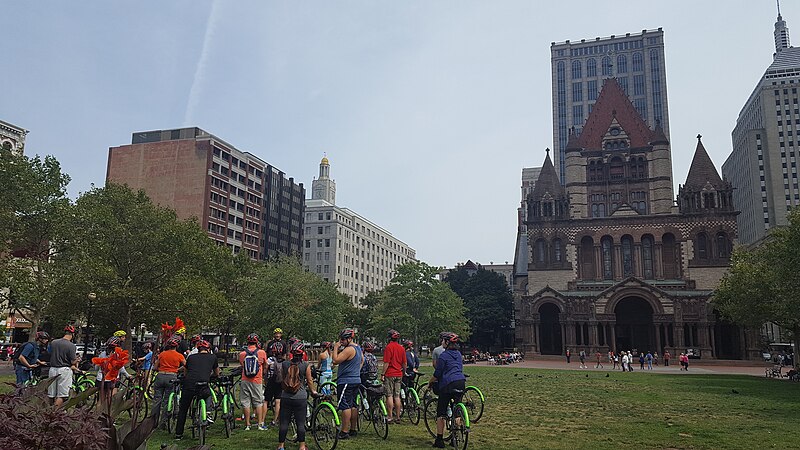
[577,78,655,149]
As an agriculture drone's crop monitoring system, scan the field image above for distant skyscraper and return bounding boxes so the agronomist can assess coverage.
[723,7,800,245]
[513,166,541,283]
[550,28,669,182]
[107,127,305,260]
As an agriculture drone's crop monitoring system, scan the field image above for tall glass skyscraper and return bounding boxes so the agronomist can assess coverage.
[550,28,670,183]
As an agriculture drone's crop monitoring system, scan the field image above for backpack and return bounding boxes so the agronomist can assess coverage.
[282,361,302,394]
[243,348,261,378]
[361,353,378,383]
[12,342,34,365]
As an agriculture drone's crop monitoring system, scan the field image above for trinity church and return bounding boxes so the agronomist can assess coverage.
[515,78,759,360]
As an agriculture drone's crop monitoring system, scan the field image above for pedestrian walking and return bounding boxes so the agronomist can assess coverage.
[613,353,619,370]
[621,352,629,372]
[627,351,634,372]
[595,351,604,369]
[566,348,571,364]
[579,350,587,369]
[664,351,671,367]
[653,352,659,366]
[646,352,653,370]
[639,353,645,370]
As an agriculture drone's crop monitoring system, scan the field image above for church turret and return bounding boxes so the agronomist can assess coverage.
[311,154,336,204]
[564,127,586,217]
[526,149,569,223]
[678,135,734,214]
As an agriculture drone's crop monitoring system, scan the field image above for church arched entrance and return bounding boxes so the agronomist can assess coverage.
[713,310,742,359]
[538,303,563,355]
[614,297,654,353]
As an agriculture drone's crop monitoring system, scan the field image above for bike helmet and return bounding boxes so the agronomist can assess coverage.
[165,337,181,348]
[64,324,76,334]
[106,336,122,348]
[362,341,375,353]
[190,334,202,344]
[113,330,127,337]
[196,340,211,350]
[273,327,283,334]
[339,328,355,340]
[268,341,285,356]
[35,331,50,341]
[288,337,299,347]
[247,333,260,344]
[320,341,332,350]
[439,331,451,342]
[447,333,460,344]
[387,329,400,340]
[142,342,152,350]
[405,340,414,349]
[290,341,305,356]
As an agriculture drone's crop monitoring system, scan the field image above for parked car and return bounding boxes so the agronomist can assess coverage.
[75,344,97,356]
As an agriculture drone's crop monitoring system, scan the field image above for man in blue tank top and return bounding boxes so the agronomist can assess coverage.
[333,328,363,440]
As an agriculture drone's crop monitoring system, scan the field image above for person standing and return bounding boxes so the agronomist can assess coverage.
[151,337,185,428]
[174,340,219,440]
[620,352,628,372]
[646,352,653,370]
[579,350,587,369]
[317,342,333,394]
[14,331,49,386]
[595,351,604,369]
[47,325,79,407]
[136,342,154,390]
[653,351,659,366]
[381,329,407,424]
[239,333,268,431]
[431,332,448,369]
[627,351,634,372]
[429,333,466,449]
[565,348,571,364]
[612,352,619,370]
[277,342,317,450]
[332,328,362,440]
[664,351,671,367]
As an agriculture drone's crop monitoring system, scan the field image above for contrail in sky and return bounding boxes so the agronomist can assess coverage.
[183,0,220,127]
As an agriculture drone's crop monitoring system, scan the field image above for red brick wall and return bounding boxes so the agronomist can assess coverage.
[106,140,209,223]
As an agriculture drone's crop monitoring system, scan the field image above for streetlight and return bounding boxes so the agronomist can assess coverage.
[84,292,96,360]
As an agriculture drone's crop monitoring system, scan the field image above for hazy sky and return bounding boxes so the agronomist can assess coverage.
[3,1,796,268]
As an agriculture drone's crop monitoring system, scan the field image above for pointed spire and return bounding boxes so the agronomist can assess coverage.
[684,134,724,189]
[649,120,669,145]
[532,148,565,198]
[775,0,791,54]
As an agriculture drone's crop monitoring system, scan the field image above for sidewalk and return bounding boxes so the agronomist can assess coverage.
[481,359,770,376]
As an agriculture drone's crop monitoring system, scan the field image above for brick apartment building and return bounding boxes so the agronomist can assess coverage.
[107,127,304,260]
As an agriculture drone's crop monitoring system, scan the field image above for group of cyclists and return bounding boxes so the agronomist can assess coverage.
[11,323,471,449]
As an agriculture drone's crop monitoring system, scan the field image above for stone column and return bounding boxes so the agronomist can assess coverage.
[654,243,663,280]
[634,244,643,277]
[532,322,539,353]
[654,323,662,353]
[709,325,717,358]
[594,245,603,281]
[613,244,622,280]
[590,322,599,349]
[674,323,684,349]
[609,323,616,352]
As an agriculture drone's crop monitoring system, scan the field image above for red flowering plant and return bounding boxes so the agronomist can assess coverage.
[91,347,129,381]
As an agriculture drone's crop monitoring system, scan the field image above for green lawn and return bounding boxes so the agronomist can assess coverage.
[142,366,800,450]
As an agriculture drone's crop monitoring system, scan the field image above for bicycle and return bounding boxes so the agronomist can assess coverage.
[309,391,340,450]
[118,373,149,425]
[423,390,471,449]
[400,372,423,425]
[189,381,211,445]
[356,382,389,440]
[212,372,238,438]
[423,375,484,436]
[165,378,183,434]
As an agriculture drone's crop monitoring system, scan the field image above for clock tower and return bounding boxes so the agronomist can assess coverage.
[312,155,336,205]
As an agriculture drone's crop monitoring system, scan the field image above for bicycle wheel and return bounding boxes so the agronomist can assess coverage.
[451,403,469,450]
[311,402,339,450]
[405,387,421,425]
[463,386,484,423]
[232,378,241,406]
[320,382,338,403]
[190,399,198,439]
[371,399,388,440]
[423,397,438,438]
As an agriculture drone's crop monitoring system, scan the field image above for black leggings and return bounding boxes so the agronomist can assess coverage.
[278,396,307,443]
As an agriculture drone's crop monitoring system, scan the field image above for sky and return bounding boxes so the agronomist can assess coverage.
[2,1,797,268]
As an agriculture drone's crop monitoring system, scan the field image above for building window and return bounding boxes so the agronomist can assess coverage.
[587,58,597,77]
[696,233,708,260]
[617,54,627,73]
[662,233,678,279]
[621,235,634,277]
[571,60,582,79]
[535,239,547,266]
[601,56,612,76]
[588,80,598,101]
[642,235,654,279]
[633,74,646,96]
[573,105,584,126]
[601,236,614,280]
[632,52,643,71]
[580,236,595,280]
[305,240,311,248]
[572,82,583,102]
[553,238,562,263]
[716,232,731,259]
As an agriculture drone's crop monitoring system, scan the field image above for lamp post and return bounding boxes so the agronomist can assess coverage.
[84,292,96,360]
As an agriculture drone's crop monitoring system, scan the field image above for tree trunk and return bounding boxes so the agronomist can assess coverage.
[794,325,800,369]
[123,306,133,352]
[27,311,40,342]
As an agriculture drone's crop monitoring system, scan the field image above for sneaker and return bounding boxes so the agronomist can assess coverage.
[258,424,268,431]
[244,425,251,431]
[206,417,214,424]
[270,421,277,427]
[174,435,183,441]
[432,438,445,448]
[338,431,350,440]
[348,430,358,437]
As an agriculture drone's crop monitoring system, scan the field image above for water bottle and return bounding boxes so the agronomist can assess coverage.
[362,394,370,410]
[446,405,452,418]
[400,388,406,401]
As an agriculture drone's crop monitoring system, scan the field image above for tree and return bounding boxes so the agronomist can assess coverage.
[0,145,72,338]
[369,261,470,347]
[714,208,800,358]
[50,183,232,348]
[446,266,513,351]
[233,256,351,343]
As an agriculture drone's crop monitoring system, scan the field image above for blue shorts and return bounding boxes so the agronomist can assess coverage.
[336,383,359,411]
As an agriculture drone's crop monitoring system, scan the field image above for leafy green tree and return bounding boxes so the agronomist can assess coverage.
[714,208,800,357]
[50,183,232,347]
[233,256,351,343]
[369,261,469,348]
[0,145,72,338]
[446,266,513,351]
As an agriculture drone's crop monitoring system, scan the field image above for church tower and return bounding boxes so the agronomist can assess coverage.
[312,155,336,204]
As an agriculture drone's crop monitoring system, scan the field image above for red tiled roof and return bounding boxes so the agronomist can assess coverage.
[577,78,655,149]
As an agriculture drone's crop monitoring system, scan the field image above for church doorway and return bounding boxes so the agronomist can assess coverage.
[713,310,742,359]
[614,297,654,353]
[538,303,563,355]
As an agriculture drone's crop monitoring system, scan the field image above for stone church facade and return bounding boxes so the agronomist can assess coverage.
[515,79,761,360]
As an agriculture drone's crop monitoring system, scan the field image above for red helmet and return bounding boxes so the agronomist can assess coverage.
[387,329,400,340]
[290,341,305,356]
[363,341,375,353]
[35,331,50,341]
[106,337,122,348]
[339,328,355,340]
[247,333,260,344]
[196,340,211,351]
[165,337,181,348]
[447,333,460,344]
[64,324,76,334]
[190,334,202,344]
[405,340,414,348]
[321,341,332,350]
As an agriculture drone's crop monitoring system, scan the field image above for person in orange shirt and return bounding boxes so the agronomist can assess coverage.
[152,337,185,428]
[239,333,268,430]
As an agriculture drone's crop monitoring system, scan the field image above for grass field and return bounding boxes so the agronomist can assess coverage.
[140,365,800,450]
